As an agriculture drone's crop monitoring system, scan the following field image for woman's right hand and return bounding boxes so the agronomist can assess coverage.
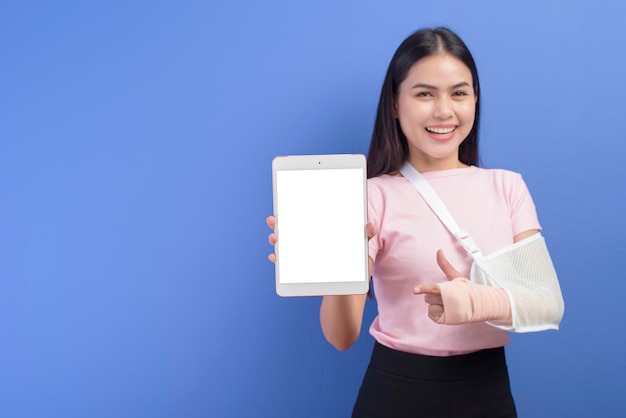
[266,215,277,263]
[267,214,377,351]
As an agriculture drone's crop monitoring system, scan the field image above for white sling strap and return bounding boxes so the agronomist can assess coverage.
[398,161,483,259]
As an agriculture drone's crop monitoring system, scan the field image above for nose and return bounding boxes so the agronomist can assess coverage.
[433,96,453,119]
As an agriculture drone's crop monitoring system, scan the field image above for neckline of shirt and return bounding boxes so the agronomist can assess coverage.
[420,165,478,179]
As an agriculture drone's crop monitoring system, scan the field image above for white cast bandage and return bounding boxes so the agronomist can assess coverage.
[436,277,512,325]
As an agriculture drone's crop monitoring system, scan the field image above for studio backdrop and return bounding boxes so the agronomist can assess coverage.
[1,1,625,417]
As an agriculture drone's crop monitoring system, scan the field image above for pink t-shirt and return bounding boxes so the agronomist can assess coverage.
[367,166,541,356]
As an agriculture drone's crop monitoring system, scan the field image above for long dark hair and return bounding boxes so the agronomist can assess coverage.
[367,27,481,178]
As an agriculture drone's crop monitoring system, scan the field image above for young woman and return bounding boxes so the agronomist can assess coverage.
[267,27,562,417]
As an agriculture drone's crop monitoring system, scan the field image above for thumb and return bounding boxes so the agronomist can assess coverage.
[365,221,377,241]
[436,250,464,281]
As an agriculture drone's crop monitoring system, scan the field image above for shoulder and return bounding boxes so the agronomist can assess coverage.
[472,167,537,214]
[469,167,528,192]
[470,166,522,181]
[367,173,405,192]
[366,174,409,212]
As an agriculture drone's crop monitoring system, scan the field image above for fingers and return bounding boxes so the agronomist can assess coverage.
[436,249,464,281]
[413,283,441,295]
[414,251,466,325]
[424,294,443,305]
[365,221,377,241]
[427,304,445,323]
[415,285,445,324]
[414,250,463,297]
[266,215,277,263]
[266,217,374,265]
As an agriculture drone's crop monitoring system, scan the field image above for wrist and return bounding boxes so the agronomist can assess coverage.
[438,278,511,325]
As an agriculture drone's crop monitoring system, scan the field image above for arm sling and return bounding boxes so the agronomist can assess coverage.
[399,161,565,332]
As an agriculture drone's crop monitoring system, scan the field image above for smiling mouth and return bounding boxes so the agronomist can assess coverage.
[426,126,456,134]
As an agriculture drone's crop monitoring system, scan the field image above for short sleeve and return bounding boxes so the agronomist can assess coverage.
[508,173,542,236]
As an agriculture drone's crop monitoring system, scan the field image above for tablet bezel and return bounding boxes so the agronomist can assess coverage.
[272,154,369,297]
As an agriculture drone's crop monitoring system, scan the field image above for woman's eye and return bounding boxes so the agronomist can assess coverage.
[452,91,467,97]
[416,91,432,97]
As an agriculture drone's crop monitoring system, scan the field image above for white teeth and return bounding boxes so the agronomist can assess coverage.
[426,127,455,134]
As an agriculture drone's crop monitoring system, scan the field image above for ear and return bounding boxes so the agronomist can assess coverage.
[392,100,399,118]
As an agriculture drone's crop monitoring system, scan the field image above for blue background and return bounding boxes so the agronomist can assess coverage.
[2,1,625,417]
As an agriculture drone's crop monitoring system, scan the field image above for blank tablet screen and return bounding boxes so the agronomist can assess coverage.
[272,154,368,296]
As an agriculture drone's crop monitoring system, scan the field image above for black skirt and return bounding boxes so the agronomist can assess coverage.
[352,342,517,418]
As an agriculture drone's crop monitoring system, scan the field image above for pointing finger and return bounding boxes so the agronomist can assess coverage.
[413,283,441,295]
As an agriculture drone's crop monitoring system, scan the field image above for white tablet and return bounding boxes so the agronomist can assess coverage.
[272,154,369,297]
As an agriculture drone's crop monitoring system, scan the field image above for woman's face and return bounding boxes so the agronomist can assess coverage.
[395,53,476,171]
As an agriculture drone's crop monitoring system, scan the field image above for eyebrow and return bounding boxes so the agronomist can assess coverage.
[411,81,472,90]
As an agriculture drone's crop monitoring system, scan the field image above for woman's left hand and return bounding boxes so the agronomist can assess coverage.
[413,250,463,323]
[413,250,512,325]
